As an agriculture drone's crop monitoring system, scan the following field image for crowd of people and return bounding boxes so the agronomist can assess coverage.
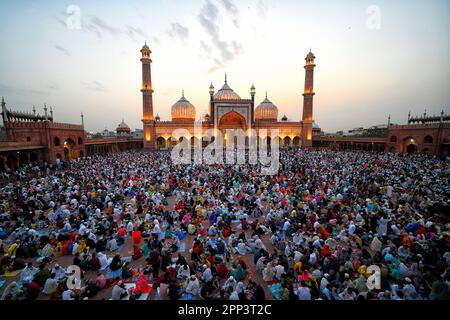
[0,149,448,300]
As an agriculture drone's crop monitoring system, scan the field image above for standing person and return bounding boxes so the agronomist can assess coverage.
[149,248,161,279]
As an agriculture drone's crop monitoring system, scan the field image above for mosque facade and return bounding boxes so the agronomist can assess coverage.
[140,44,320,150]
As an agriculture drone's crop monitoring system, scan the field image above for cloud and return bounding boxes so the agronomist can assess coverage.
[54,45,71,56]
[200,40,212,57]
[0,83,50,97]
[85,15,120,39]
[168,23,189,42]
[125,25,148,43]
[48,83,60,91]
[197,0,243,71]
[81,81,107,92]
[218,0,239,28]
[55,11,158,48]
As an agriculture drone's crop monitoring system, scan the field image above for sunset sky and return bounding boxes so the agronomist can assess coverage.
[0,0,449,133]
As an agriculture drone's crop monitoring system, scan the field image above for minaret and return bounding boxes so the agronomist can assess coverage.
[301,50,316,148]
[209,83,215,124]
[141,42,156,150]
[250,84,255,123]
[1,97,8,125]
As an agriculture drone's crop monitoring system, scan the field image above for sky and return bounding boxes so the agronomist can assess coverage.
[0,0,449,133]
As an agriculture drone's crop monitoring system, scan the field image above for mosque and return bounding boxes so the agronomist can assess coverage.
[139,43,321,150]
[0,44,448,171]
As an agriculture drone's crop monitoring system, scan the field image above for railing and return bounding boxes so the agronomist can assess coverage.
[389,123,450,129]
[5,121,83,130]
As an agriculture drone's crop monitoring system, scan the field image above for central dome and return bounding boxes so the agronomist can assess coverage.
[214,76,241,100]
[255,93,278,121]
[171,91,196,122]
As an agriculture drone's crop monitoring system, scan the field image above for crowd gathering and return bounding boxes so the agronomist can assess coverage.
[0,149,448,300]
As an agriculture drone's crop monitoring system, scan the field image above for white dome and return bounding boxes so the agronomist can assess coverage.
[171,91,196,121]
[214,78,241,100]
[255,94,278,121]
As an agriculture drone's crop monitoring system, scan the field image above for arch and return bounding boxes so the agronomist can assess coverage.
[63,138,75,160]
[26,137,31,142]
[19,152,29,166]
[0,157,5,171]
[422,148,430,154]
[56,153,62,160]
[406,144,418,154]
[79,150,84,157]
[54,136,61,147]
[424,135,433,144]
[389,146,396,153]
[30,152,38,163]
[283,136,291,146]
[78,137,83,145]
[157,136,166,150]
[6,154,18,170]
[168,137,178,148]
[293,136,301,146]
[65,137,75,147]
[219,111,247,131]
[390,136,397,143]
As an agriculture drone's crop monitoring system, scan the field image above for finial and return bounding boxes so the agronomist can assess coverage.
[225,73,227,84]
[182,89,185,97]
[1,97,4,104]
[265,90,268,99]
[44,104,48,120]
[309,47,311,53]
[145,41,147,46]
[32,105,36,115]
